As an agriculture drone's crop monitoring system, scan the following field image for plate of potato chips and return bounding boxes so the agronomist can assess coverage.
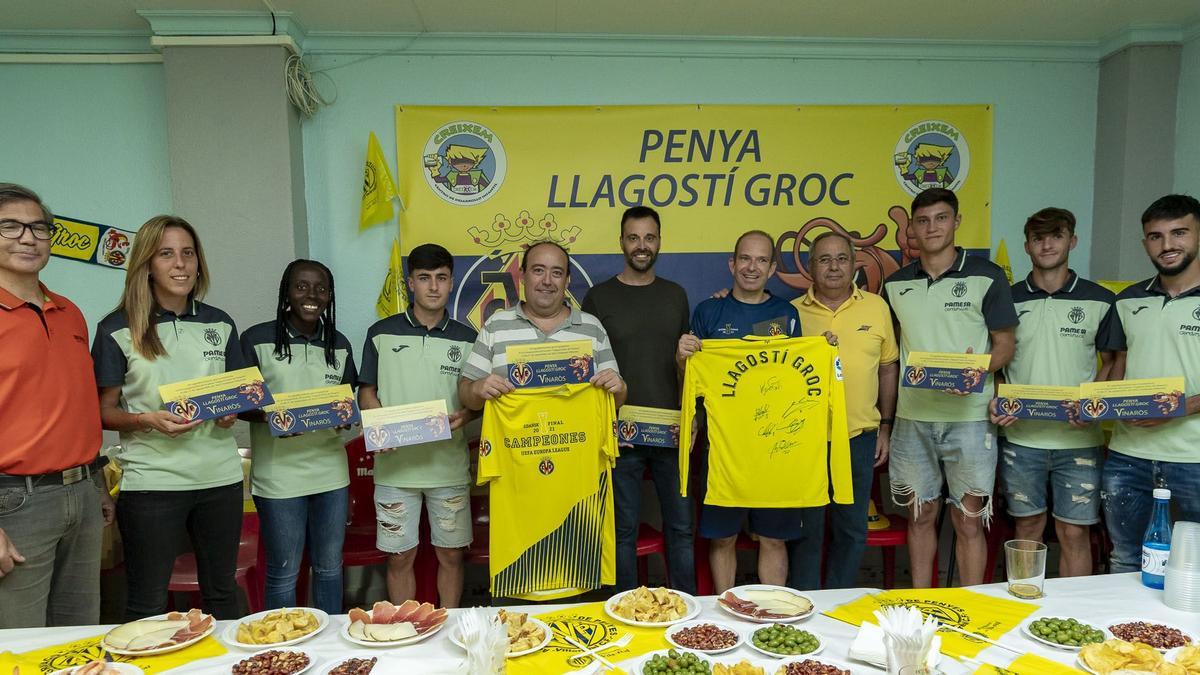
[605,586,700,628]
[224,607,328,649]
[1078,639,1200,675]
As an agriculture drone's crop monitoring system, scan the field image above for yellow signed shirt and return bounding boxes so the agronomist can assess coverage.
[680,335,853,508]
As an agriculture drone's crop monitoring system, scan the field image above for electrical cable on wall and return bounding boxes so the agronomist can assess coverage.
[285,53,335,118]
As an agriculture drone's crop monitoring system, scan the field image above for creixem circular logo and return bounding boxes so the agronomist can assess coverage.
[422,120,506,205]
[893,119,970,197]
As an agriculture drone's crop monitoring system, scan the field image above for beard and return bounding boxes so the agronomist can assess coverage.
[1152,249,1197,276]
[625,248,658,272]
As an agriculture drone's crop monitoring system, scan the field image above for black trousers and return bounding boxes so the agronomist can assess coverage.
[117,481,244,620]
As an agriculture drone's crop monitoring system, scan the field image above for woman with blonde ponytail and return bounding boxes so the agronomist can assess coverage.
[92,216,246,620]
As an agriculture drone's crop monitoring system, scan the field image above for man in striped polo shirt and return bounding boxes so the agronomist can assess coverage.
[458,241,627,408]
[1104,194,1200,572]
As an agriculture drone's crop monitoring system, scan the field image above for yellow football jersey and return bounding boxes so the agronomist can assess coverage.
[478,383,617,601]
[680,335,854,508]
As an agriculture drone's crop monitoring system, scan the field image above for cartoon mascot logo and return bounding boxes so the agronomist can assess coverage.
[893,119,971,196]
[423,120,507,205]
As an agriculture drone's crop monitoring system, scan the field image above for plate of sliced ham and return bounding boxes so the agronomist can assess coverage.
[340,600,448,648]
[100,608,215,655]
[717,585,816,623]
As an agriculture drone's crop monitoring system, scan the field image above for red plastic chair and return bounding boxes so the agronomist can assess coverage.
[343,436,438,605]
[168,511,264,614]
[867,462,939,589]
[636,524,667,586]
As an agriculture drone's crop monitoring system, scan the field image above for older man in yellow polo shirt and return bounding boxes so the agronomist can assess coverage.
[786,231,899,590]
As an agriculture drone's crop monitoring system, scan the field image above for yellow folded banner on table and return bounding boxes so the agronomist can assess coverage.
[4,635,227,674]
[824,588,1038,658]
[507,601,669,674]
[973,653,1084,674]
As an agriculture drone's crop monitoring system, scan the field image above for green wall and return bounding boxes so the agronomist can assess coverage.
[0,62,171,333]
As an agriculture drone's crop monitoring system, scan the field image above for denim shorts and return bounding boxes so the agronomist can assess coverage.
[374,484,472,553]
[888,418,996,520]
[999,441,1101,525]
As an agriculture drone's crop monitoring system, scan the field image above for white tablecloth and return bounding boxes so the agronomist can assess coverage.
[1,573,1194,673]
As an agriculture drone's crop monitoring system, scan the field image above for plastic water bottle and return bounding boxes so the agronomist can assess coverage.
[1142,488,1172,589]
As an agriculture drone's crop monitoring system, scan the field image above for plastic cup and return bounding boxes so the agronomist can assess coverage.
[1005,539,1047,599]
[1167,521,1200,570]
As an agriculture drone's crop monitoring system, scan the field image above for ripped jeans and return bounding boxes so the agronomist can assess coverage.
[889,418,997,523]
[374,484,473,553]
[999,441,1101,525]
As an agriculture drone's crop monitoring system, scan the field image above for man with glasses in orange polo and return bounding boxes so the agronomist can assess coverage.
[0,183,111,628]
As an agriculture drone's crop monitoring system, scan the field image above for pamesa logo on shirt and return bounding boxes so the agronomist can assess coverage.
[943,281,973,312]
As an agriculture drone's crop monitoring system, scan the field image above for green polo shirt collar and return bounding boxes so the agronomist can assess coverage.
[913,247,968,281]
[1022,270,1080,297]
[403,307,452,333]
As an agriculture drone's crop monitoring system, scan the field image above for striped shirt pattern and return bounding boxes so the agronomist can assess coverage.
[462,303,620,381]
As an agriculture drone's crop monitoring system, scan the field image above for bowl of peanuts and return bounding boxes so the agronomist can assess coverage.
[665,620,745,655]
[231,648,314,675]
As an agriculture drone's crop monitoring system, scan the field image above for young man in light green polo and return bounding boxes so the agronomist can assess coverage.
[359,244,478,607]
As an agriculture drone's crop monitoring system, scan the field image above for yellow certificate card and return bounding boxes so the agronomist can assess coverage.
[618,406,681,448]
[263,384,359,436]
[996,384,1081,422]
[157,366,273,422]
[505,339,594,388]
[361,399,451,452]
[1079,377,1186,421]
[902,352,992,393]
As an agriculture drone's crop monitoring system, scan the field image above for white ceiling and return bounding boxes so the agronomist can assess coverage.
[4,0,1200,42]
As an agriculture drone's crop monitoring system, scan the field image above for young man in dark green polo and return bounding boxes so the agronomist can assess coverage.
[359,244,478,607]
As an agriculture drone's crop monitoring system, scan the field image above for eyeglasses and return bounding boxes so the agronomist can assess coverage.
[0,220,57,241]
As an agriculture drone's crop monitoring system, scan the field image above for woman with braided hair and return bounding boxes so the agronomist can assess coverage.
[239,259,357,613]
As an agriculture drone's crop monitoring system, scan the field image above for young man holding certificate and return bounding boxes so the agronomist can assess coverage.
[1103,194,1200,573]
[881,188,1018,587]
[359,244,478,607]
[0,184,110,628]
[582,206,695,594]
[989,208,1119,577]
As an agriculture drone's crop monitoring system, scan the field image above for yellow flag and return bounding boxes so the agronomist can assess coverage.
[995,238,1014,284]
[375,237,408,318]
[360,131,398,230]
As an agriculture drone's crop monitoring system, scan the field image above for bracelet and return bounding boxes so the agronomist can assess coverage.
[879,418,895,426]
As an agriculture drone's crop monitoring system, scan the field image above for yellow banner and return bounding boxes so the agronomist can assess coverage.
[361,130,398,230]
[506,601,667,674]
[824,588,1037,659]
[2,635,226,674]
[397,104,991,254]
[394,105,991,329]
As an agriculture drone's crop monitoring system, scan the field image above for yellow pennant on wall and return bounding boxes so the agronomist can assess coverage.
[995,238,1014,284]
[375,237,408,318]
[360,131,399,230]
